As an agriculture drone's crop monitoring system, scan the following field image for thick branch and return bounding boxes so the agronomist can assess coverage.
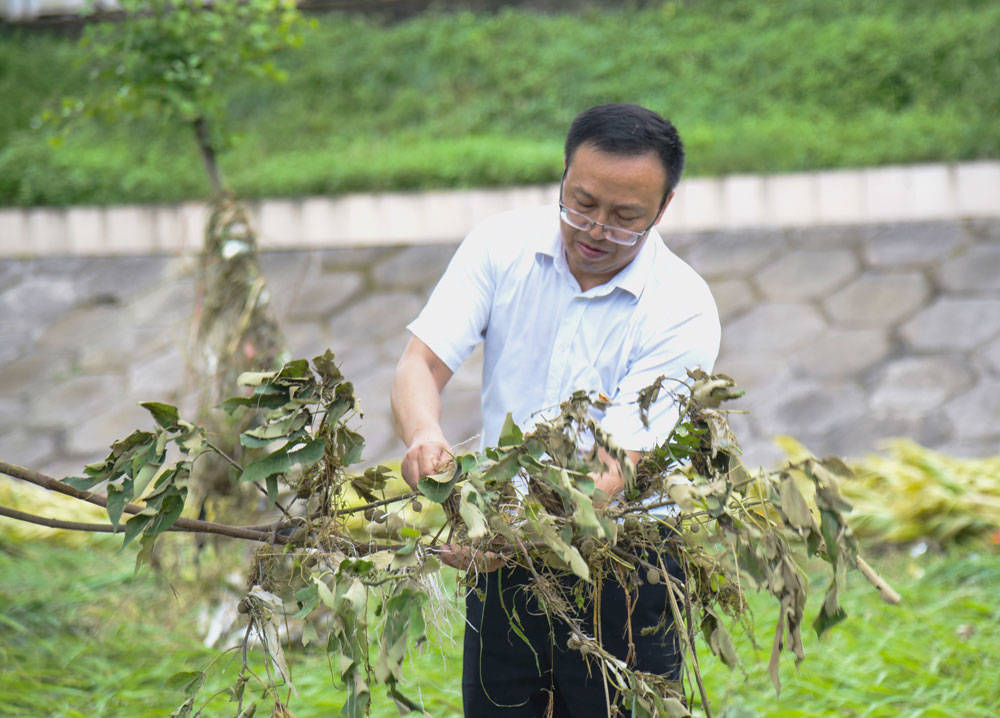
[0,461,287,545]
[0,505,281,543]
[0,505,123,533]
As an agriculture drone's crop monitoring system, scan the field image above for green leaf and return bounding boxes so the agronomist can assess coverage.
[140,401,180,429]
[293,583,320,619]
[289,438,325,467]
[456,453,479,473]
[239,433,277,449]
[135,532,157,571]
[662,696,691,718]
[482,452,521,485]
[819,508,842,562]
[241,412,305,443]
[132,461,162,499]
[417,468,459,503]
[167,671,205,697]
[312,349,343,383]
[812,599,847,637]
[276,358,310,379]
[569,487,602,537]
[498,413,523,447]
[106,484,128,529]
[147,492,185,535]
[336,427,365,466]
[220,394,288,413]
[121,512,152,548]
[63,475,102,491]
[326,391,355,426]
[239,447,291,484]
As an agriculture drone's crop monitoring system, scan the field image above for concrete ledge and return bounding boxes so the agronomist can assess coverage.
[1,161,997,257]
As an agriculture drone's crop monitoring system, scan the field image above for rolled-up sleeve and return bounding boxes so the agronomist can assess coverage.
[601,308,721,451]
[406,229,495,373]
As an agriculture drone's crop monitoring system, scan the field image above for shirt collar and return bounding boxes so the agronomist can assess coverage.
[536,207,659,300]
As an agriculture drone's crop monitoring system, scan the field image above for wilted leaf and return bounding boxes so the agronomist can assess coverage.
[812,586,847,637]
[662,696,691,718]
[704,613,740,667]
[779,474,815,531]
[237,370,277,387]
[689,371,744,408]
[458,483,489,539]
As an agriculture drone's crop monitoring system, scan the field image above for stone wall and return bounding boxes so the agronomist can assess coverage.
[2,216,998,479]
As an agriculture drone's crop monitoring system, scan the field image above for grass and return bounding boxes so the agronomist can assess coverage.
[1,0,998,205]
[698,549,1000,717]
[1,531,998,717]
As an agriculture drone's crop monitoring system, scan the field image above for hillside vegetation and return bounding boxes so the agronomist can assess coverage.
[1,0,998,205]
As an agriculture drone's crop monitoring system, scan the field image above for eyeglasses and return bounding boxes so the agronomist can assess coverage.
[558,204,653,247]
[558,175,659,247]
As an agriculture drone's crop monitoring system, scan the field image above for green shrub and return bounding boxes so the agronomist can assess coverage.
[2,0,998,205]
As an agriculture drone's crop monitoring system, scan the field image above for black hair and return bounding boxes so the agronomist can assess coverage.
[564,103,685,197]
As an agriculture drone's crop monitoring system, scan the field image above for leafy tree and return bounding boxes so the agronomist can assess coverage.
[48,0,313,523]
[66,0,307,196]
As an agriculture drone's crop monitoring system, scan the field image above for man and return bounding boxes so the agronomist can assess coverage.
[390,103,720,717]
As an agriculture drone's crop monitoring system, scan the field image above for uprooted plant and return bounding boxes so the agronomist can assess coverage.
[0,351,899,717]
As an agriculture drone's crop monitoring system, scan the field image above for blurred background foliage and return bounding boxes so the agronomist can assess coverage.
[1,0,998,205]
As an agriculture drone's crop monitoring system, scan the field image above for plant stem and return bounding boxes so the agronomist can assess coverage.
[0,461,288,544]
[856,555,901,604]
[205,441,243,472]
[331,491,418,517]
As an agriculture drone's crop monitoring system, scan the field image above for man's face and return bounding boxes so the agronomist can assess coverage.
[560,142,672,291]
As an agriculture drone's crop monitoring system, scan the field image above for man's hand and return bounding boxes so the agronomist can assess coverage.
[592,446,643,508]
[391,337,456,490]
[401,431,453,490]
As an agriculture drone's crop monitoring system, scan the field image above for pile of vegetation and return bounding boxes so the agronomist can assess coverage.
[778,436,1000,547]
[2,354,905,717]
[2,0,998,205]
[3,350,995,715]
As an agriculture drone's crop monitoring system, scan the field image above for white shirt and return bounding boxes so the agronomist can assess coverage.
[407,204,720,452]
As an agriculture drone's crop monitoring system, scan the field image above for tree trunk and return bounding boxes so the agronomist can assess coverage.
[193,116,225,197]
[188,197,287,524]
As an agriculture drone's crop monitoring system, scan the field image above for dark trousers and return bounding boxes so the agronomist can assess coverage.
[461,555,683,718]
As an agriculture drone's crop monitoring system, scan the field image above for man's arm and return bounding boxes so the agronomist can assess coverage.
[390,336,455,490]
[391,336,503,571]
